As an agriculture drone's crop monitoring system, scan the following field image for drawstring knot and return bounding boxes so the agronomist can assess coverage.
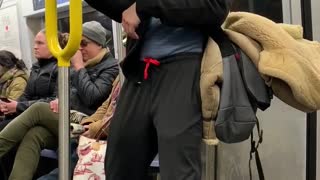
[143,58,160,80]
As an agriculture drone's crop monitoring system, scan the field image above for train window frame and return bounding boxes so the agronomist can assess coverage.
[33,0,70,11]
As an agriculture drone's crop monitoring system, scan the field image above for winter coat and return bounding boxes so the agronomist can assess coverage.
[16,58,58,113]
[80,76,120,138]
[69,48,119,115]
[223,12,320,112]
[0,68,28,100]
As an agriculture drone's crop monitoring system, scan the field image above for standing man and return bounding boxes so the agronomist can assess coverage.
[85,0,230,179]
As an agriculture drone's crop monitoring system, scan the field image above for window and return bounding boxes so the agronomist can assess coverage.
[231,0,283,23]
[33,0,69,11]
[57,11,115,56]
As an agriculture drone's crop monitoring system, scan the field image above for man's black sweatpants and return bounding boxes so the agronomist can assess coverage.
[105,54,203,180]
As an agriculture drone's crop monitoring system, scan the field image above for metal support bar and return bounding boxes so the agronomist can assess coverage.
[301,0,313,39]
[58,67,70,180]
[45,1,82,179]
[112,21,125,84]
[306,112,317,180]
[201,140,217,180]
[301,0,317,179]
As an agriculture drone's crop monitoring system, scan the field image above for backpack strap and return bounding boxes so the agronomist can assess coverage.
[249,118,265,180]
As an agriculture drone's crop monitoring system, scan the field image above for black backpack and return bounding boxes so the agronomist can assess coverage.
[211,30,273,180]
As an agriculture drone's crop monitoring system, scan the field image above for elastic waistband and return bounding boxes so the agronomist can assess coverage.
[152,52,203,64]
[125,53,203,81]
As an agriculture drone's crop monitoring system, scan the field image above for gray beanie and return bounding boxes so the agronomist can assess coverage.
[82,21,111,47]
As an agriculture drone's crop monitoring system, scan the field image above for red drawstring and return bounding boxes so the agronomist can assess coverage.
[143,58,160,80]
[235,53,241,61]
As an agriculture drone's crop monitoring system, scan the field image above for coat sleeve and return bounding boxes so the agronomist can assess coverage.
[16,79,58,113]
[80,95,111,125]
[16,92,57,113]
[7,77,27,100]
[136,0,231,27]
[16,80,35,113]
[72,65,119,107]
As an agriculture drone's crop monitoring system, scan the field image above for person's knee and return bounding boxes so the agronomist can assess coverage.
[29,102,50,112]
[24,126,47,140]
[23,126,56,148]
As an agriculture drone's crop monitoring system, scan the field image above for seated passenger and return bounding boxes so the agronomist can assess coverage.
[0,30,65,129]
[0,50,28,121]
[0,30,66,180]
[37,76,121,180]
[0,21,119,180]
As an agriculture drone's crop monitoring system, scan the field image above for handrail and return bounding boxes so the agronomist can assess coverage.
[45,0,82,179]
[45,0,82,67]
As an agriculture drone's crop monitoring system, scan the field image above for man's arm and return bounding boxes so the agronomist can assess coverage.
[85,0,231,27]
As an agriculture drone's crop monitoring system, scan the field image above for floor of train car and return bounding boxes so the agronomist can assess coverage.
[1,155,159,180]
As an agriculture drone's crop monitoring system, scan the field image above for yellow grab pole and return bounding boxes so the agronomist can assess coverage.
[45,0,82,179]
[45,0,82,67]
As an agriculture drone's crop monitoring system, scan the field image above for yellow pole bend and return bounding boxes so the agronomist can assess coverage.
[45,0,82,67]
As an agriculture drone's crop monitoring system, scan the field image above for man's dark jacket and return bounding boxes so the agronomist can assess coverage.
[85,0,231,78]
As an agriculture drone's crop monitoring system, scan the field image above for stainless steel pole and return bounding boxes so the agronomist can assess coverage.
[45,1,82,179]
[58,67,70,180]
[112,21,125,84]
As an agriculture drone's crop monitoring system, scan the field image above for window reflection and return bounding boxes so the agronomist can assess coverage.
[231,0,283,23]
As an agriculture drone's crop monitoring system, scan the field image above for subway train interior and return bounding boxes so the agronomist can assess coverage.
[0,0,319,179]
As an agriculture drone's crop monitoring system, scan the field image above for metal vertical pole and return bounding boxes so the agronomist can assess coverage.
[45,1,82,179]
[306,112,317,180]
[112,21,125,84]
[58,67,70,180]
[301,0,317,179]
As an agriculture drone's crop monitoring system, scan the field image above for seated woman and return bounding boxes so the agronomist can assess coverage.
[0,50,28,101]
[0,21,119,180]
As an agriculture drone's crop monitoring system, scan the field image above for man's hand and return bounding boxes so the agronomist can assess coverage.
[71,50,84,71]
[50,99,59,113]
[0,100,17,115]
[122,3,140,39]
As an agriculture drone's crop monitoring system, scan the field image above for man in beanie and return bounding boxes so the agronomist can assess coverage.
[82,21,111,47]
[0,21,119,180]
[76,21,112,65]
